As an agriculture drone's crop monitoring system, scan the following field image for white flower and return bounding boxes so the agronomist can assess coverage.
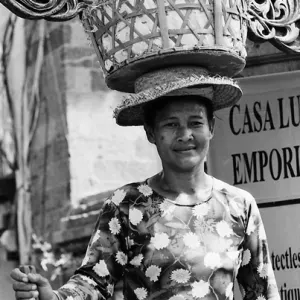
[191,280,210,298]
[169,295,185,300]
[151,233,170,250]
[246,216,256,235]
[129,208,143,225]
[93,260,110,277]
[109,217,121,234]
[242,249,251,266]
[159,200,176,217]
[91,230,101,245]
[204,252,222,269]
[145,265,161,282]
[183,232,200,249]
[192,203,209,219]
[258,225,267,240]
[111,189,126,206]
[138,184,153,196]
[134,287,148,300]
[107,283,114,295]
[257,296,266,300]
[79,275,97,286]
[226,282,234,300]
[116,251,128,265]
[257,263,269,278]
[130,254,144,266]
[170,269,191,283]
[257,262,263,273]
[216,221,234,237]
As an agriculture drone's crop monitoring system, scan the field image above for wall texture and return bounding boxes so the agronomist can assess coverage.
[243,39,300,77]
[25,21,71,241]
[25,17,161,245]
[0,8,22,299]
[65,19,161,204]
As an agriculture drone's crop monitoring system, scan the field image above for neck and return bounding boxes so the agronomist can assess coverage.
[158,163,210,195]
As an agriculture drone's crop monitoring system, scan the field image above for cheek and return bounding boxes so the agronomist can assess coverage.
[155,133,172,149]
[156,131,168,142]
[154,129,176,146]
[195,133,212,147]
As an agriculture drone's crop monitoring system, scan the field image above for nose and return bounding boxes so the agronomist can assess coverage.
[176,126,193,142]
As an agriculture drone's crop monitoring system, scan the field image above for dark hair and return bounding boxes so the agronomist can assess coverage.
[143,95,214,129]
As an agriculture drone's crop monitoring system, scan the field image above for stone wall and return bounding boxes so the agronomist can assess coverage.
[25,20,71,242]
[65,19,161,204]
[243,40,300,77]
[25,17,161,244]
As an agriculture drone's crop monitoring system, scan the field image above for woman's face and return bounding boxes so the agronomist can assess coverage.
[146,98,215,172]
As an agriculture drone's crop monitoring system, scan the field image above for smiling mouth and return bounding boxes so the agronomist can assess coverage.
[174,147,196,152]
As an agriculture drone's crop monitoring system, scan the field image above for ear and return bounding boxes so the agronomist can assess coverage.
[144,124,156,145]
[209,117,215,139]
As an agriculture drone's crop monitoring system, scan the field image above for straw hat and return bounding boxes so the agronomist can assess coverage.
[114,66,242,126]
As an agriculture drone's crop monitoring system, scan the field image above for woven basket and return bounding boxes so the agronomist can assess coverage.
[81,0,249,92]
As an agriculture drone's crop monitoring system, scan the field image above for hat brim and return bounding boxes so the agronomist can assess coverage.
[114,74,242,126]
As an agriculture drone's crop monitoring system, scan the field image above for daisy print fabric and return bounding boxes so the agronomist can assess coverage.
[55,179,280,300]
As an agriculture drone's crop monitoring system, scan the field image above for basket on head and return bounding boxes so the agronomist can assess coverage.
[81,0,249,93]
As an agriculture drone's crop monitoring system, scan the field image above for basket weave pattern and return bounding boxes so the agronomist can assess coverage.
[83,0,248,76]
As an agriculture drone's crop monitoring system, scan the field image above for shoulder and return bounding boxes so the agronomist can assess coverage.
[213,177,255,206]
[113,180,153,196]
[212,178,260,223]
[105,179,154,205]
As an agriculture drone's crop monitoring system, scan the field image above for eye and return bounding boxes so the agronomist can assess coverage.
[164,122,178,128]
[190,121,203,127]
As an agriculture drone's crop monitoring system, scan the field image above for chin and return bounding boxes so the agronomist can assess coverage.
[174,159,201,172]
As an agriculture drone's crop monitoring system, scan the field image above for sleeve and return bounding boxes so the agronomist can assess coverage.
[236,195,280,300]
[54,196,128,300]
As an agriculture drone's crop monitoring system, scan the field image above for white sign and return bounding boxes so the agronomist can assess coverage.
[209,70,300,204]
[260,204,300,300]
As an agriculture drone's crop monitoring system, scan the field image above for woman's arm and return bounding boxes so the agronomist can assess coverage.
[237,195,280,300]
[55,197,128,300]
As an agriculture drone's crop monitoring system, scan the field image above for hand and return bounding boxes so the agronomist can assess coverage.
[11,267,56,300]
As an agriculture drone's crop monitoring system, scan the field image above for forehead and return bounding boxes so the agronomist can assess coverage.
[156,98,209,119]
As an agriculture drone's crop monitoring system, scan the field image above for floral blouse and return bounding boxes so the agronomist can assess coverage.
[54,178,280,300]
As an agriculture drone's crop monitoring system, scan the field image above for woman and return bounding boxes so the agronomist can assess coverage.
[11,67,280,300]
